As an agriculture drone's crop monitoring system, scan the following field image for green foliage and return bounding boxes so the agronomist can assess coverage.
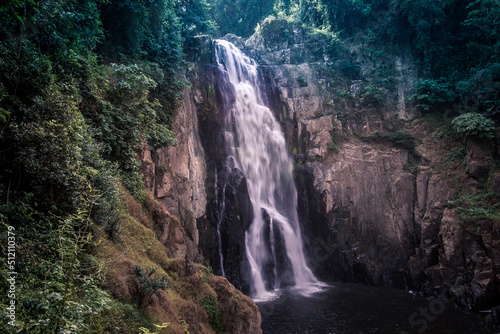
[328,122,340,152]
[451,112,496,140]
[132,265,169,300]
[177,0,216,48]
[409,79,455,111]
[180,318,190,334]
[99,0,189,132]
[199,295,224,333]
[139,322,171,334]
[207,0,276,37]
[452,192,500,225]
[80,62,177,201]
[327,142,339,152]
[201,265,214,283]
[457,63,500,119]
[0,0,188,332]
[456,206,499,225]
[92,299,155,334]
[400,0,446,54]
[100,0,182,67]
[443,145,467,165]
[340,61,361,79]
[34,0,103,79]
[297,76,308,87]
[298,0,372,34]
[360,84,385,107]
[89,63,177,170]
[0,194,114,333]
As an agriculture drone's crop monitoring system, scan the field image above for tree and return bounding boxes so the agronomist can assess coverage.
[208,0,276,37]
[451,112,496,140]
[409,79,456,112]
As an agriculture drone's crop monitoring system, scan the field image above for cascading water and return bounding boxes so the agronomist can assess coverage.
[214,167,227,277]
[214,39,321,301]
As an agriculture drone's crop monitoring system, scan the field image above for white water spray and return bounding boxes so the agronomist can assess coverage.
[215,39,321,301]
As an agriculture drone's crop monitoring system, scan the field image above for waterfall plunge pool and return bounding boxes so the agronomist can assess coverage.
[257,282,491,334]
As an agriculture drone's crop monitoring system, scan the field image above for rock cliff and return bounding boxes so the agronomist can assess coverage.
[143,20,500,314]
[240,19,500,311]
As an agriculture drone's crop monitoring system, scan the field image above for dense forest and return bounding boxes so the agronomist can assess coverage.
[0,0,499,333]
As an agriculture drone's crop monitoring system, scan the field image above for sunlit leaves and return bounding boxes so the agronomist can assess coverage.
[451,112,496,139]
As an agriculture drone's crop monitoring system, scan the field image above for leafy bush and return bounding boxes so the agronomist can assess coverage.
[92,64,177,167]
[0,194,113,333]
[457,63,500,118]
[199,295,224,333]
[443,145,467,165]
[451,112,496,139]
[139,322,171,334]
[93,299,154,334]
[297,76,308,87]
[132,265,169,300]
[456,206,499,225]
[327,142,339,152]
[452,193,500,225]
[360,84,385,107]
[340,61,361,79]
[409,79,455,111]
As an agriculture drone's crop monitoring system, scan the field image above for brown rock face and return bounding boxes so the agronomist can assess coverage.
[295,141,416,286]
[140,88,208,261]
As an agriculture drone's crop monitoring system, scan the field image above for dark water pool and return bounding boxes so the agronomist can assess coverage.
[257,283,493,334]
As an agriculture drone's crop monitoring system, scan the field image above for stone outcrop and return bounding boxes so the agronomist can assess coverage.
[100,191,262,333]
[140,87,207,261]
[295,142,416,286]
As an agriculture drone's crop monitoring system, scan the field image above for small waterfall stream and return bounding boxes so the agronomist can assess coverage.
[214,39,321,301]
[214,167,227,277]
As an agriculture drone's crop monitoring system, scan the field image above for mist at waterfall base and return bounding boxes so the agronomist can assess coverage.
[257,283,490,334]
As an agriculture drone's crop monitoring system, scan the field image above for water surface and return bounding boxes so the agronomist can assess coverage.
[257,283,491,334]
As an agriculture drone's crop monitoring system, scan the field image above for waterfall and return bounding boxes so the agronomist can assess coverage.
[214,39,321,301]
[214,167,226,277]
